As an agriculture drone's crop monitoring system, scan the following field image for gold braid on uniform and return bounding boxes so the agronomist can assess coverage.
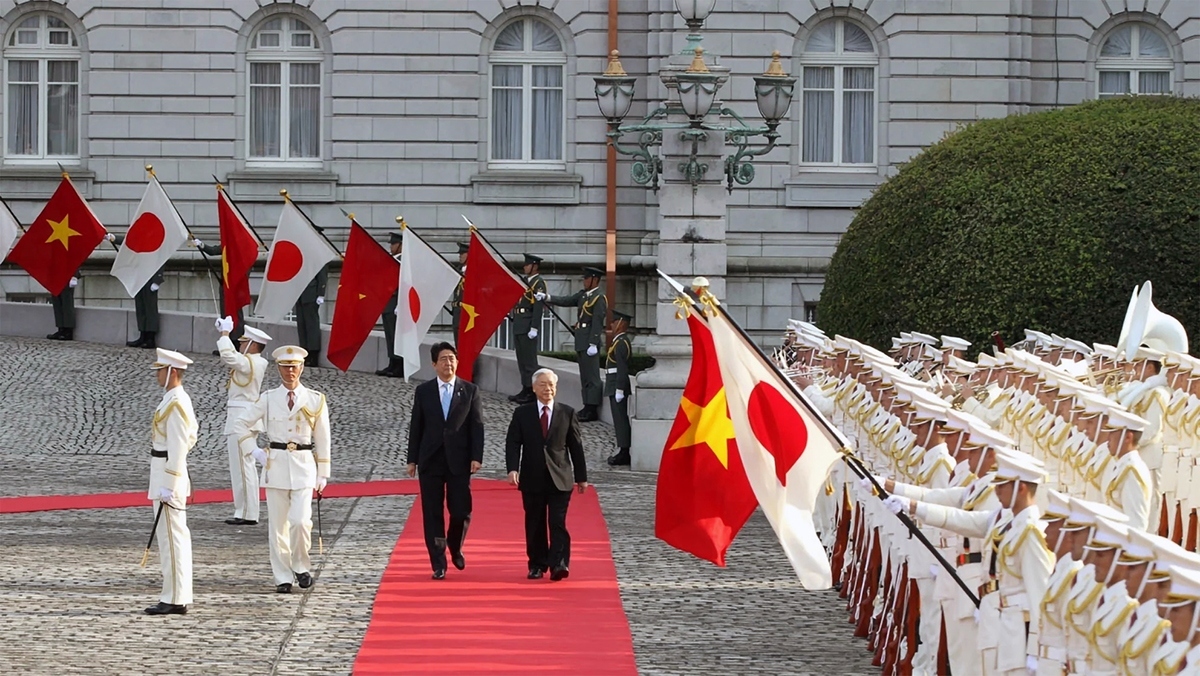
[581,291,602,316]
[298,393,327,431]
[228,356,255,389]
[153,401,192,437]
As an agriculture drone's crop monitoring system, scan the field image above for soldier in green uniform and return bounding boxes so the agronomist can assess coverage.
[509,253,546,404]
[449,242,469,341]
[46,273,78,341]
[293,263,328,367]
[194,238,244,344]
[604,310,633,466]
[376,231,404,378]
[109,232,164,349]
[548,267,607,422]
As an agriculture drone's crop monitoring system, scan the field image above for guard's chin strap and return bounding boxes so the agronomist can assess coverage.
[1135,567,1152,600]
[1189,603,1200,644]
[1051,524,1067,555]
[1101,555,1118,586]
[163,366,172,393]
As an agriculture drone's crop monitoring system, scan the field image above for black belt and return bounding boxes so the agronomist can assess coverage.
[269,442,314,450]
[150,450,167,458]
[956,553,982,565]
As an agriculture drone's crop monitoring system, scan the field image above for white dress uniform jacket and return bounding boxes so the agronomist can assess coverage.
[234,384,331,490]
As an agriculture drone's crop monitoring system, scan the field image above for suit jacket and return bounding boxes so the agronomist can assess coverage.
[505,401,587,493]
[407,377,485,475]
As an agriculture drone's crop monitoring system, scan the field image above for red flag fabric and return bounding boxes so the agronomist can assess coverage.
[654,313,758,566]
[455,230,526,379]
[216,187,260,323]
[327,221,400,372]
[7,177,106,295]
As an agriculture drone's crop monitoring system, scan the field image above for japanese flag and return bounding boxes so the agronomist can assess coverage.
[0,199,19,261]
[254,200,339,323]
[110,177,190,297]
[397,227,460,380]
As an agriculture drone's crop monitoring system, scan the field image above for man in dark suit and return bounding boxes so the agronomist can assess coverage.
[406,341,485,579]
[505,367,588,581]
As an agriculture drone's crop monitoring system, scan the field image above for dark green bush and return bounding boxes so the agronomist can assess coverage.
[818,96,1200,353]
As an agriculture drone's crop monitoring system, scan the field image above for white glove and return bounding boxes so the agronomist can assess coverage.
[150,283,160,292]
[858,477,874,491]
[930,564,939,579]
[393,307,400,315]
[882,495,910,515]
[615,390,625,403]
[105,233,117,243]
[534,292,548,302]
[587,344,598,357]
[315,296,324,305]
[527,328,538,340]
[316,477,328,493]
[158,487,174,502]
[973,609,980,623]
[68,277,78,288]
[191,238,203,247]
[215,315,234,333]
[251,448,268,466]
[1026,655,1037,673]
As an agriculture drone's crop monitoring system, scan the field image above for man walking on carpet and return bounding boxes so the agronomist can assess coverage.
[505,368,588,581]
[406,342,485,579]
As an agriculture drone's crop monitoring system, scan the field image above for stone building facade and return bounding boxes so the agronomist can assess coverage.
[0,0,1196,348]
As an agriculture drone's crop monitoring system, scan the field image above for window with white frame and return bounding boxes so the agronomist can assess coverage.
[247,17,322,166]
[1096,24,1174,98]
[488,17,566,168]
[3,14,79,161]
[799,19,877,167]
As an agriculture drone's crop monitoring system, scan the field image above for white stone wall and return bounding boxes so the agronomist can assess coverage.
[0,0,1195,344]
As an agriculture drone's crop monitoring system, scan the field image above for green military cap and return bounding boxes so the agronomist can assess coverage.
[388,231,403,245]
[457,242,470,254]
[613,310,633,323]
[582,266,604,279]
[524,253,543,265]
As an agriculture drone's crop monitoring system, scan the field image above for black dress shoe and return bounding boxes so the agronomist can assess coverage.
[144,602,187,615]
[296,572,313,589]
[224,517,245,525]
[607,449,631,466]
[578,406,598,422]
[126,338,142,347]
[507,391,521,402]
[46,330,64,340]
[276,583,292,594]
[515,390,537,405]
[432,569,446,580]
[527,567,544,580]
[212,349,220,356]
[451,553,465,571]
[141,333,157,349]
[550,566,569,581]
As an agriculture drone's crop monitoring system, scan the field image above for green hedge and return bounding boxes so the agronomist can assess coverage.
[541,351,656,376]
[818,96,1200,352]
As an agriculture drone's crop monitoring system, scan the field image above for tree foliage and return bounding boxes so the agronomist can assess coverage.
[818,96,1200,353]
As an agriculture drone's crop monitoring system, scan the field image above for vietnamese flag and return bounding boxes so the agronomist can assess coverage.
[455,229,525,380]
[216,187,260,323]
[654,313,758,566]
[327,221,399,372]
[7,176,106,295]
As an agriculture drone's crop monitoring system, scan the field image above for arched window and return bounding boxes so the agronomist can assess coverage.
[247,16,322,165]
[799,19,877,166]
[3,13,80,160]
[488,17,566,167]
[1096,24,1173,97]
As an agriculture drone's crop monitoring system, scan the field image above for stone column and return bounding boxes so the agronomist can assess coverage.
[630,62,730,472]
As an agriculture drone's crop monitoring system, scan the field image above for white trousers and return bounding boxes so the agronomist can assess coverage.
[266,487,313,585]
[155,501,193,605]
[911,576,939,676]
[227,433,260,522]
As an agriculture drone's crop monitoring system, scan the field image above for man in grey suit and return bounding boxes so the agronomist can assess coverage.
[505,368,588,581]
[508,253,546,404]
[293,264,328,367]
[547,267,607,421]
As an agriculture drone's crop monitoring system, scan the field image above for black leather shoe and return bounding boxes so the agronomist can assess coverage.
[527,567,544,580]
[451,553,465,571]
[276,583,292,594]
[224,517,244,525]
[141,333,157,349]
[296,572,313,589]
[46,330,64,340]
[515,389,536,404]
[607,449,631,466]
[550,566,569,581]
[578,406,598,422]
[144,602,187,615]
[126,336,142,347]
[432,569,446,580]
[507,391,521,402]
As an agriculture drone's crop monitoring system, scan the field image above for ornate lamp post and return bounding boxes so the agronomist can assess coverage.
[592,2,795,470]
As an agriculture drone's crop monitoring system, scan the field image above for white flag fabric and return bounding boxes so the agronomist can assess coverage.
[706,303,843,589]
[0,199,19,261]
[110,177,190,297]
[396,227,460,380]
[254,200,339,323]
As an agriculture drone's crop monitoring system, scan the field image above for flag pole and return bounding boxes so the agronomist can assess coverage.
[280,190,344,259]
[0,194,27,234]
[59,163,119,252]
[146,166,220,314]
[212,175,267,248]
[659,270,981,609]
[461,214,576,338]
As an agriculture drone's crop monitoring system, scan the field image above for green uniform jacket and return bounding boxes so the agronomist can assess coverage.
[511,274,547,333]
[603,333,631,396]
[550,287,606,353]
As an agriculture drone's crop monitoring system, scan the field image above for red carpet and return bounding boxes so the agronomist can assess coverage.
[353,481,637,675]
[0,479,511,514]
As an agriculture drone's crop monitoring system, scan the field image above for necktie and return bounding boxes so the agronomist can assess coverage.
[441,383,452,419]
[541,406,550,438]
[287,390,295,411]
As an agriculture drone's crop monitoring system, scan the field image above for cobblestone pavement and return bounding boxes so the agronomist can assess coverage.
[0,336,876,675]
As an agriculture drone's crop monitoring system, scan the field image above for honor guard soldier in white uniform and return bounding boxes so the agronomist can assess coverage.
[234,345,332,593]
[216,316,270,526]
[145,348,198,615]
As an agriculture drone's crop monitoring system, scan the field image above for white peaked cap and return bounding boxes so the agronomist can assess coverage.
[239,326,273,345]
[151,348,193,370]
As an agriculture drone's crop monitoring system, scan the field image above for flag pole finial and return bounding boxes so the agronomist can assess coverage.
[145,164,155,178]
[56,161,69,180]
[279,189,291,202]
[346,212,355,220]
[396,215,407,229]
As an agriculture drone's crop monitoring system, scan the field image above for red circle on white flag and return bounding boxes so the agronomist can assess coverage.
[408,287,421,322]
[266,241,304,282]
[126,213,165,253]
[747,382,807,486]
